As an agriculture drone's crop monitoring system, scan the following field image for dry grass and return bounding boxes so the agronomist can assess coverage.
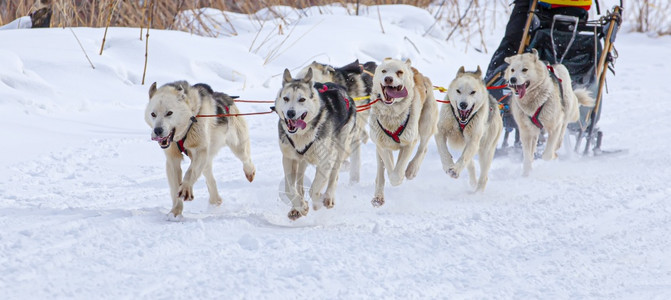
[626,0,671,36]
[1,1,503,34]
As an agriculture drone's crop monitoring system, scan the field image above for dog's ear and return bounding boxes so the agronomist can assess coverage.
[457,66,465,76]
[302,67,313,83]
[148,82,157,99]
[404,58,412,66]
[340,60,362,74]
[283,68,293,84]
[531,49,539,61]
[475,65,482,77]
[504,56,512,64]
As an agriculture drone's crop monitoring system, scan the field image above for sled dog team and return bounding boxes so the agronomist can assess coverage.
[144,50,595,221]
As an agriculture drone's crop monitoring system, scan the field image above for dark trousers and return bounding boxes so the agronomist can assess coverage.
[485,1,531,82]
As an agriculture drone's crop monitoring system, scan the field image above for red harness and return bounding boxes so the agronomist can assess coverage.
[530,104,545,129]
[377,113,410,143]
[528,65,563,129]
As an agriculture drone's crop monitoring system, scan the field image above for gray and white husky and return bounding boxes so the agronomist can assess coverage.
[275,68,357,220]
[435,66,502,192]
[298,59,377,183]
[145,81,255,221]
[505,49,594,176]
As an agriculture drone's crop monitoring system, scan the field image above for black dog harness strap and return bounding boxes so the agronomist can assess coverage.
[176,116,198,156]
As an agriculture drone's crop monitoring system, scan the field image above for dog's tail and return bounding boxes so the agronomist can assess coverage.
[574,88,595,107]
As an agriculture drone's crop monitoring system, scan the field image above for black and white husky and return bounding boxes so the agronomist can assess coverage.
[275,68,357,220]
[298,59,377,183]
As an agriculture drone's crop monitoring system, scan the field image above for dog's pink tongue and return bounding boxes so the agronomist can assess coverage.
[385,87,408,99]
[295,119,306,130]
[516,85,526,99]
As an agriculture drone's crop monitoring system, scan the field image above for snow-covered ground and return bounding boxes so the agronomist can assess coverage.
[1,4,670,298]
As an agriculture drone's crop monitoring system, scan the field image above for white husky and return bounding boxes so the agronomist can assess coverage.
[435,66,503,192]
[145,81,255,220]
[368,58,438,207]
[505,49,595,176]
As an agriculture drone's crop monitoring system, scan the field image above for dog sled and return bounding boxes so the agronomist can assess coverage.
[487,0,623,156]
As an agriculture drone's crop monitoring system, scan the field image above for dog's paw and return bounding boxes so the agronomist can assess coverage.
[165,212,184,222]
[323,196,334,209]
[405,161,420,180]
[288,202,309,220]
[245,168,256,183]
[389,172,404,186]
[448,167,459,179]
[349,174,360,185]
[542,151,556,161]
[209,195,223,206]
[312,200,323,211]
[371,196,385,207]
[178,184,194,201]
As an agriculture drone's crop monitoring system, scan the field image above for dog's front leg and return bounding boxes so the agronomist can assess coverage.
[450,132,482,179]
[434,132,455,174]
[178,148,208,202]
[202,157,222,206]
[165,153,184,220]
[349,138,361,184]
[520,128,539,176]
[322,157,343,209]
[283,157,307,220]
[389,142,416,186]
[310,159,332,211]
[296,160,308,199]
[542,122,562,161]
[372,148,386,207]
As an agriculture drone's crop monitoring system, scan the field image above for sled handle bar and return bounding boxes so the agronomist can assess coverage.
[550,15,580,65]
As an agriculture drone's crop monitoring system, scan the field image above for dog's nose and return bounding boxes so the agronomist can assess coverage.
[459,102,468,110]
[509,77,517,85]
[384,76,393,85]
[286,109,296,119]
[154,127,163,136]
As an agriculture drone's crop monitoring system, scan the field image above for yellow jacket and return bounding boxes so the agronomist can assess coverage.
[540,0,592,7]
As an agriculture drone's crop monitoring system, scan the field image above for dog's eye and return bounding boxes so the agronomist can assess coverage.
[298,98,306,103]
[456,89,461,94]
[166,111,173,116]
[522,68,528,72]
[470,91,475,95]
[283,97,289,102]
[511,69,515,73]
[381,70,387,73]
[151,112,156,118]
[396,70,403,76]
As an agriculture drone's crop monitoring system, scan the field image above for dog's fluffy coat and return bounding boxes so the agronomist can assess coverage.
[368,58,438,206]
[298,59,377,183]
[435,66,503,192]
[275,68,357,220]
[505,49,595,175]
[145,81,255,220]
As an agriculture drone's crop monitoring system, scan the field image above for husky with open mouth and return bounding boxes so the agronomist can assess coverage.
[275,68,357,220]
[297,59,377,183]
[144,81,256,221]
[504,49,595,176]
[368,58,438,207]
[435,66,502,192]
